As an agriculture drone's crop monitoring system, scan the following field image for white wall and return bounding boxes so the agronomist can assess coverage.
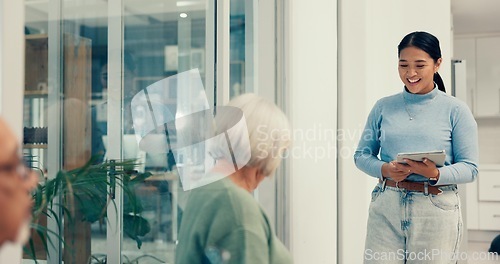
[338,1,372,263]
[255,0,278,230]
[0,0,25,135]
[338,0,451,263]
[0,0,26,263]
[285,0,337,263]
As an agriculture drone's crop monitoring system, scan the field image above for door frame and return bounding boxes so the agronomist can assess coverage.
[104,0,228,262]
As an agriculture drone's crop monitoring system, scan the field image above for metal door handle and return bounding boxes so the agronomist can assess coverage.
[109,159,116,199]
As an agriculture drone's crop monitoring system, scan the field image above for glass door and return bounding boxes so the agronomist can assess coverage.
[24,0,100,262]
[24,0,219,263]
[24,0,268,261]
[106,0,216,263]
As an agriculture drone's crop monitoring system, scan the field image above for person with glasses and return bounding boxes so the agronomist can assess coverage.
[0,118,38,246]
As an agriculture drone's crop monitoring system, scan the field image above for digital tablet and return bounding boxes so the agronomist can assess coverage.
[396,150,446,167]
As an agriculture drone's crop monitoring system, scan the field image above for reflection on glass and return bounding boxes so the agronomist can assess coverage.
[22,0,260,262]
[24,0,209,263]
[119,1,208,263]
[230,0,246,98]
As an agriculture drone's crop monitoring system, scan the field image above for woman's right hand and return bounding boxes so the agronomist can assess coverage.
[381,161,411,182]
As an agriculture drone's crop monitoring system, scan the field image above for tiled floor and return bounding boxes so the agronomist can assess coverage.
[21,240,498,263]
[466,242,500,263]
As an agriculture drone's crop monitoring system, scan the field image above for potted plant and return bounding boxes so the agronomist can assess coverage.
[24,155,153,263]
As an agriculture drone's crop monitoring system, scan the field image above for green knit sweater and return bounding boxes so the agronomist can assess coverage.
[176,176,292,264]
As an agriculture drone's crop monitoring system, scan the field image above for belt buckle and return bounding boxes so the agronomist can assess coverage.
[395,181,408,194]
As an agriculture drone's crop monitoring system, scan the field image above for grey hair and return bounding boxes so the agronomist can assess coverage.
[209,93,291,176]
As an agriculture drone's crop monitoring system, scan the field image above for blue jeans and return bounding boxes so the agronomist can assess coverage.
[364,182,462,264]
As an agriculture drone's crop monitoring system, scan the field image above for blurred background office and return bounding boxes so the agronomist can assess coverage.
[0,0,499,263]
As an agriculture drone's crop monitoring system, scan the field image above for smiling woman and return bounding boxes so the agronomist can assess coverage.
[397,32,445,94]
[354,31,479,264]
[398,47,441,94]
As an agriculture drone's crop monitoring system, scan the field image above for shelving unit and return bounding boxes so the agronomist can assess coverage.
[23,34,50,261]
[24,90,49,98]
[23,144,48,149]
[25,34,48,94]
[23,33,92,262]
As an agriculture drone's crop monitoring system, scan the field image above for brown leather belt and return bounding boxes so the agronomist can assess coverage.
[380,178,444,195]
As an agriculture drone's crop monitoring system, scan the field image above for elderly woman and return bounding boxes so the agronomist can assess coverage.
[175,93,292,264]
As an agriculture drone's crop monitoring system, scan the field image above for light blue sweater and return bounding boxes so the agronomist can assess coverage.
[354,87,478,185]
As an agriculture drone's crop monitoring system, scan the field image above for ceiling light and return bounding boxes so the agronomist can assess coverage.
[177,1,199,7]
[180,13,188,18]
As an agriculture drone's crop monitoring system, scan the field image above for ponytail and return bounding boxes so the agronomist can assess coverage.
[434,72,446,93]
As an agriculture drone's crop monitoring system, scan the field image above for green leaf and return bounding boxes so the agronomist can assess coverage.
[28,156,156,261]
[123,214,151,249]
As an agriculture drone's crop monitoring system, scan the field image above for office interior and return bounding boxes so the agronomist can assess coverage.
[0,0,499,263]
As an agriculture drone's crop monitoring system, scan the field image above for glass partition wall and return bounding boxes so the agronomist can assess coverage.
[23,0,258,263]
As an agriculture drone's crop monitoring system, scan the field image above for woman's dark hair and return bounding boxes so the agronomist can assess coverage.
[398,31,446,93]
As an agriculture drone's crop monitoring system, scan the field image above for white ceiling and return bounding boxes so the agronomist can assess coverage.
[26,1,497,35]
[25,0,245,33]
[452,0,500,35]
[25,0,208,30]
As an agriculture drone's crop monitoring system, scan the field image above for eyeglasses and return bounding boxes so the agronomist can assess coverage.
[0,158,32,180]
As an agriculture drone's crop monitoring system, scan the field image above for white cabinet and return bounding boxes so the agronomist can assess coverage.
[466,164,500,231]
[478,169,500,202]
[478,203,500,231]
[454,36,500,117]
[456,36,500,232]
[476,37,500,117]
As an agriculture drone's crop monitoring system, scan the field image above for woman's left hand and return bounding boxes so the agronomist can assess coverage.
[397,158,440,179]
